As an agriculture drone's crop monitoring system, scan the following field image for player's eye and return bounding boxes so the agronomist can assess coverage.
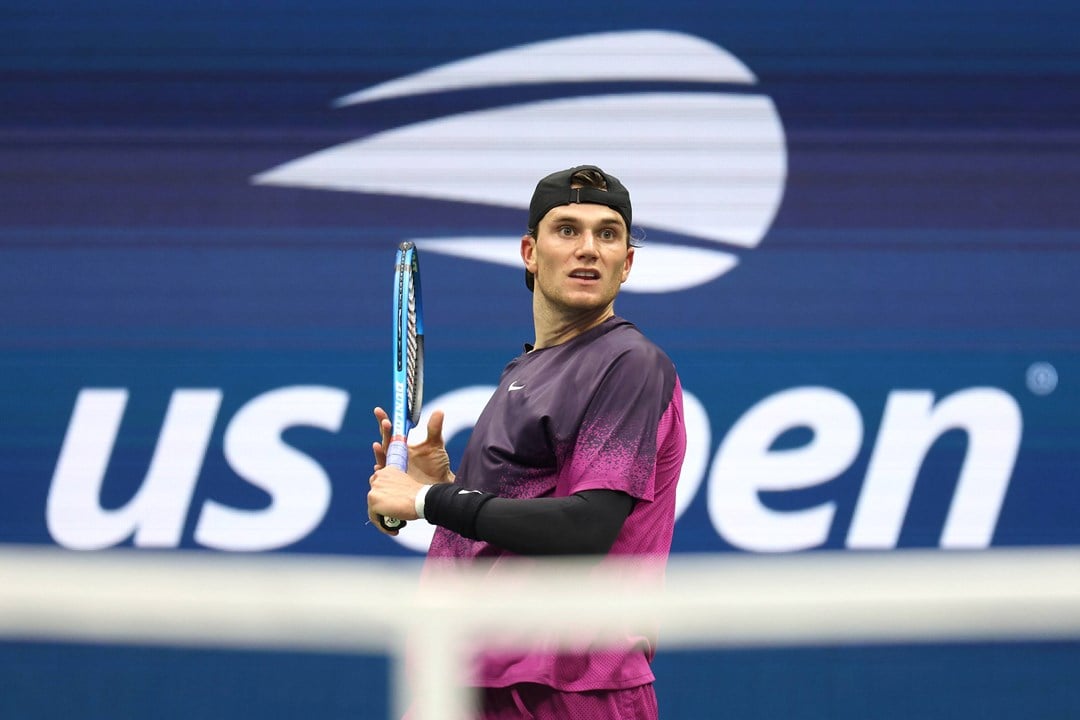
[558,225,575,236]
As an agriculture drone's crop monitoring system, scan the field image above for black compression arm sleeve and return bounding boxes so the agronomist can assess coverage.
[423,485,634,555]
[477,490,634,555]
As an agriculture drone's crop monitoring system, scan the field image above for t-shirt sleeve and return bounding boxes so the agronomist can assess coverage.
[557,347,672,501]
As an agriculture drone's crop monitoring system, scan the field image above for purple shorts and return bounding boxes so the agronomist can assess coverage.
[479,683,659,720]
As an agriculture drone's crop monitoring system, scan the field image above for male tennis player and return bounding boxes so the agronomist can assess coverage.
[368,165,687,719]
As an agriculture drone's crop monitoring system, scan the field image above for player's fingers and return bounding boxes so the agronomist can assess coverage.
[373,407,391,442]
[425,410,446,446]
[372,441,386,469]
[366,478,392,534]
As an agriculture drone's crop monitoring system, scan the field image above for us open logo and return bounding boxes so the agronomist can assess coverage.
[253,30,788,293]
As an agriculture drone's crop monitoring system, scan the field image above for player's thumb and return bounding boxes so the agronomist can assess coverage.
[426,410,446,446]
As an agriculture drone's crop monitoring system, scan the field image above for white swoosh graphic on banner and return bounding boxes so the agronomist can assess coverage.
[415,238,738,294]
[333,30,758,107]
[254,93,785,249]
[253,31,787,292]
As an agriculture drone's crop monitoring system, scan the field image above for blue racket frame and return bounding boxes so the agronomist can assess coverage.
[381,241,424,530]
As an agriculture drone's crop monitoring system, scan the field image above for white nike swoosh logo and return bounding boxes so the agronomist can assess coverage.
[457,489,483,495]
[508,381,526,391]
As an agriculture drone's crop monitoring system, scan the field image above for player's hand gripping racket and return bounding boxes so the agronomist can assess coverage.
[380,241,425,531]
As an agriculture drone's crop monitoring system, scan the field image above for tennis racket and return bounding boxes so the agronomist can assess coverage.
[380,241,425,531]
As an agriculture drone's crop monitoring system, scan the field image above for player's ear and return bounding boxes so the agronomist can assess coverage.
[620,245,635,283]
[521,233,537,273]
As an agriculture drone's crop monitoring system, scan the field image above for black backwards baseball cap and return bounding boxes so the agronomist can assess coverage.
[525,165,633,291]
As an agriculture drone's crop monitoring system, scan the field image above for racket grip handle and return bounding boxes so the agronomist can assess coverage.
[386,439,409,472]
[379,440,409,531]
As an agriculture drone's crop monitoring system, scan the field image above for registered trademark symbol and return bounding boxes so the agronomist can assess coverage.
[1026,362,1058,396]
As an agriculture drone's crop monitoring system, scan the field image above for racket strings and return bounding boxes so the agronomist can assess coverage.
[405,275,419,407]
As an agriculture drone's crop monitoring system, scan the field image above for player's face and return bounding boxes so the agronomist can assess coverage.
[522,202,634,315]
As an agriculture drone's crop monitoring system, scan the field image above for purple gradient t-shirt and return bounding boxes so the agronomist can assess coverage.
[426,316,687,691]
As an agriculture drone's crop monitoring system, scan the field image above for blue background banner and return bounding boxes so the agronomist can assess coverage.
[2,0,1078,556]
[1,2,1078,715]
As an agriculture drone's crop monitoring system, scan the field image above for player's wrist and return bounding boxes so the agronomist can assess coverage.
[414,483,431,520]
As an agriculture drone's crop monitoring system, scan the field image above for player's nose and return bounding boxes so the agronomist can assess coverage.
[576,231,600,257]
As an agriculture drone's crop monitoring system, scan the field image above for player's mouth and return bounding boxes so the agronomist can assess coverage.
[568,268,601,283]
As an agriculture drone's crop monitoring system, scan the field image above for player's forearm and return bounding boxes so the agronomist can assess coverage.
[422,485,633,555]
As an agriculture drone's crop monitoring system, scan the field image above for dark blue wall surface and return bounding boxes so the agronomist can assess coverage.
[4,640,1079,719]
[2,1,1078,716]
